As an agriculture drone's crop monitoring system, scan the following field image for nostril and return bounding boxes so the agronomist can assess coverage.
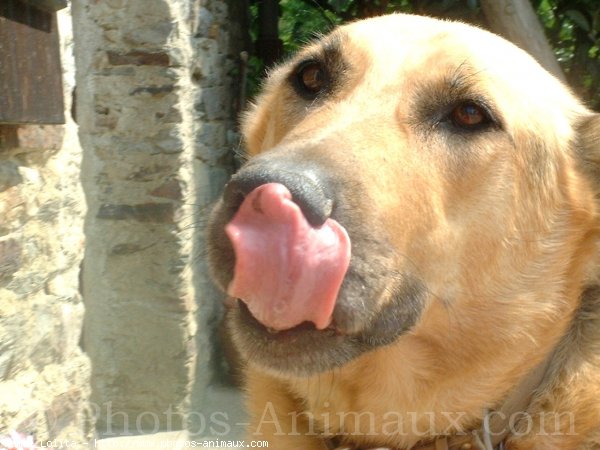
[223,166,333,227]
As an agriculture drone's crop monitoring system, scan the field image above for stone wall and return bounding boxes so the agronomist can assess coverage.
[0,6,92,443]
[72,0,244,436]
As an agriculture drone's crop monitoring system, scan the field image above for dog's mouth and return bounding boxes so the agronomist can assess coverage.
[225,182,351,333]
[237,301,345,338]
[230,298,361,376]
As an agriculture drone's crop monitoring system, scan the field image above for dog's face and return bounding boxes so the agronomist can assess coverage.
[208,14,599,377]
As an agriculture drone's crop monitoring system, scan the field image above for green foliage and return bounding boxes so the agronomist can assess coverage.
[247,0,600,109]
[272,0,483,55]
[533,0,600,108]
[279,0,342,55]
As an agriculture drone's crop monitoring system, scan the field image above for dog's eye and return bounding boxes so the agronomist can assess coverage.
[293,60,328,99]
[450,102,492,130]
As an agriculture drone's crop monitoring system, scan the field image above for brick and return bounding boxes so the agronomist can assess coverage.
[129,84,175,96]
[107,50,170,67]
[97,203,175,223]
[128,164,173,182]
[149,180,182,200]
[110,243,143,255]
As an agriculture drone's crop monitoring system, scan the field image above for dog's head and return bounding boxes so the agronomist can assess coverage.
[208,14,600,377]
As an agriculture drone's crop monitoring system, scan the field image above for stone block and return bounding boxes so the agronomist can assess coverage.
[129,85,175,97]
[107,51,170,67]
[156,106,182,124]
[45,389,82,439]
[95,114,118,130]
[123,21,174,48]
[155,137,184,154]
[0,379,35,416]
[96,203,175,223]
[0,125,64,152]
[0,336,15,381]
[149,180,182,201]
[105,0,126,8]
[110,243,144,256]
[0,315,24,380]
[127,164,174,182]
[197,87,228,120]
[212,0,228,22]
[198,122,226,149]
[59,303,85,362]
[0,188,25,234]
[195,7,214,37]
[30,307,62,371]
[94,67,136,77]
[191,38,219,85]
[38,200,62,222]
[0,161,22,192]
[6,273,46,297]
[0,238,21,283]
[23,125,64,151]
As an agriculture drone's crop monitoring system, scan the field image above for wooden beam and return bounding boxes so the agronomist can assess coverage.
[22,0,67,12]
[256,0,283,67]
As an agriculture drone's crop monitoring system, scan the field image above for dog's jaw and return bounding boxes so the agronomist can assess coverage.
[227,271,426,376]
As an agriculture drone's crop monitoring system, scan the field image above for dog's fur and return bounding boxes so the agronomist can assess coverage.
[208,14,600,449]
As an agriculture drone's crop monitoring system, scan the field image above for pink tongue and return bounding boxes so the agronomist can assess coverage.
[225,183,351,331]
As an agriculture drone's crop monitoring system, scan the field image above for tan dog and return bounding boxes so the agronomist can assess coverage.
[207,13,600,450]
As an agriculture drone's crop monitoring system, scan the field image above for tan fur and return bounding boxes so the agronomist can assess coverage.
[234,14,600,450]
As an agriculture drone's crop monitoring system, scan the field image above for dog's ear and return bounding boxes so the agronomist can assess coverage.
[576,114,600,193]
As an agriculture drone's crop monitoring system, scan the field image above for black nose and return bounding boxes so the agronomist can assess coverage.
[223,162,333,227]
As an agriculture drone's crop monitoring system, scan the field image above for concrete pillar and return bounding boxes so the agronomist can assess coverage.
[72,0,244,436]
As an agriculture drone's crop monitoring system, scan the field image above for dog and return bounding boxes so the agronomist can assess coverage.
[207,13,600,450]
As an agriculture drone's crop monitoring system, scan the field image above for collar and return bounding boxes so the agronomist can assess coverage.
[325,353,552,450]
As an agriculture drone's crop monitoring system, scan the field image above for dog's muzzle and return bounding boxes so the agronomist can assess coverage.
[220,161,352,332]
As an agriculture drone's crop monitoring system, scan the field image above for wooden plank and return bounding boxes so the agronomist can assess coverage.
[23,0,68,12]
[0,0,65,124]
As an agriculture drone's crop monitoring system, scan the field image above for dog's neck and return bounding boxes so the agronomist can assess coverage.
[323,352,553,450]
[416,353,551,450]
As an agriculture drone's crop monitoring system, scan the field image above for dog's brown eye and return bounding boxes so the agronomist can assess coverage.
[294,61,328,99]
[451,102,489,128]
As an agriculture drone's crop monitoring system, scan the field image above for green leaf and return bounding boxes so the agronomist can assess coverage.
[565,9,590,32]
